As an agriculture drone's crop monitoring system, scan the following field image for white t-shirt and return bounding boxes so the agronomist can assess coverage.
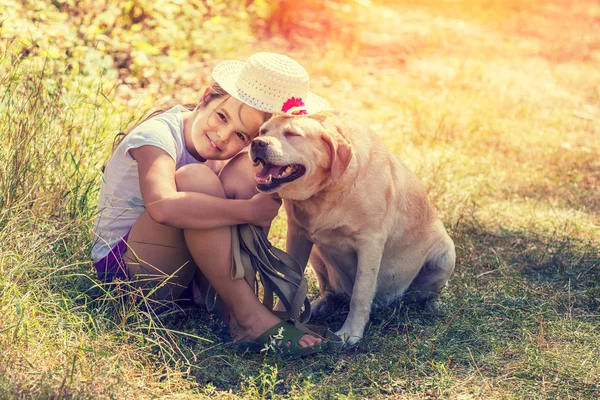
[91,105,201,262]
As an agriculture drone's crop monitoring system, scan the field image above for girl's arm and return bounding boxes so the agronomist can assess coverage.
[130,145,280,230]
[204,159,229,175]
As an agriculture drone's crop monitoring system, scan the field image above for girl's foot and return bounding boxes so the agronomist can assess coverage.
[231,311,322,348]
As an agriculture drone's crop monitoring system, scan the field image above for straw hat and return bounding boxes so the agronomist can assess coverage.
[212,52,329,116]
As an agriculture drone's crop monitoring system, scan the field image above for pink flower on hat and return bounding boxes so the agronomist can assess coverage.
[281,97,308,115]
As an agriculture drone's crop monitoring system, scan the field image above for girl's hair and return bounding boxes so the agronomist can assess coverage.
[108,82,229,158]
[102,82,270,172]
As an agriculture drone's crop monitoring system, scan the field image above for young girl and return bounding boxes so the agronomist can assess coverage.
[91,52,330,356]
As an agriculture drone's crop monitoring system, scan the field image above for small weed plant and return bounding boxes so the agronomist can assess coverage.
[1,0,599,398]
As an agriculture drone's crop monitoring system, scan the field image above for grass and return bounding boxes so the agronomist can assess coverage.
[1,0,599,398]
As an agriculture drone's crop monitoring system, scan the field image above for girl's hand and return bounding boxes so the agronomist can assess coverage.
[247,193,282,228]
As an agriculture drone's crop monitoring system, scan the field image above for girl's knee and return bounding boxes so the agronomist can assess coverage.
[219,152,258,199]
[176,164,225,198]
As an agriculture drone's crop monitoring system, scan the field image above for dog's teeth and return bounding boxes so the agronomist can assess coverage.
[266,175,273,184]
[279,165,292,178]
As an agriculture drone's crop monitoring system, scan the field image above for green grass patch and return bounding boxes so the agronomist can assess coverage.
[1,0,599,398]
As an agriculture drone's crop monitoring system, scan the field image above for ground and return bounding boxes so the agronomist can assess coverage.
[1,0,599,398]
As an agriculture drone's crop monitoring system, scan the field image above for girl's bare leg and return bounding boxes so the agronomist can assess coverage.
[188,152,321,346]
[126,159,320,346]
[124,212,195,304]
[123,164,220,303]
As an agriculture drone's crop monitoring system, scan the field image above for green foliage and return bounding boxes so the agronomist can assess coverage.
[1,0,600,398]
[240,364,282,399]
[0,44,106,223]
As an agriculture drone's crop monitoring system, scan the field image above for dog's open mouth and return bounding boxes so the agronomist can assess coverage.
[252,157,306,192]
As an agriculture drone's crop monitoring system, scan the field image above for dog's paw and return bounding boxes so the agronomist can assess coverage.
[424,298,441,312]
[310,296,334,317]
[335,328,363,346]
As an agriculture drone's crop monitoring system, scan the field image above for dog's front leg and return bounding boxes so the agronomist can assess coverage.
[336,241,384,346]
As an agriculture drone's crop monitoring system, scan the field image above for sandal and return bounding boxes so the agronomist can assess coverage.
[207,225,344,357]
[234,320,329,359]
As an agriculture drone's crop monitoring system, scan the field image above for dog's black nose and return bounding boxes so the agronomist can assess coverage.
[251,138,268,150]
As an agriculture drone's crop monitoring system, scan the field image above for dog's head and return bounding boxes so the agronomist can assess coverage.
[249,115,352,201]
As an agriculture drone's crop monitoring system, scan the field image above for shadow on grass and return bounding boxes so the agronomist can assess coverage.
[69,220,599,397]
[190,222,599,397]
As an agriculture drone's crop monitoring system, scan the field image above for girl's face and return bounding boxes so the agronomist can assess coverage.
[187,95,265,161]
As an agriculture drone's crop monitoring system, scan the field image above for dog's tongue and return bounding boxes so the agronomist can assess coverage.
[255,164,284,179]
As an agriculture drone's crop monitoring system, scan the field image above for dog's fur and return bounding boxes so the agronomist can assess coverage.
[249,114,456,345]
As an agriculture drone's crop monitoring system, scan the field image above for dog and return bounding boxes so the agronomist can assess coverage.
[249,114,456,345]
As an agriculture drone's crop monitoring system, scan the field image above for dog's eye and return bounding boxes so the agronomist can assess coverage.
[259,128,268,136]
[283,130,300,138]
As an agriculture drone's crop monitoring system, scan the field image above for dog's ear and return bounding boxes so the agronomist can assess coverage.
[321,131,352,183]
[308,110,339,124]
[309,114,327,124]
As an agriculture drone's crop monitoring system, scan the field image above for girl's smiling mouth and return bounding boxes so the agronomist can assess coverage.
[208,135,221,151]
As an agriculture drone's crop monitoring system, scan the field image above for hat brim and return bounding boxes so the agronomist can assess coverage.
[212,60,330,116]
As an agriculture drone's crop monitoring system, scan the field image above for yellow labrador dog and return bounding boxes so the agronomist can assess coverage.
[249,114,455,345]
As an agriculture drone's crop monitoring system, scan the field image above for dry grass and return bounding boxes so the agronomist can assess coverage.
[1,0,599,398]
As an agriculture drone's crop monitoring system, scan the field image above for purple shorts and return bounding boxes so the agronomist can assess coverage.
[94,233,130,282]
